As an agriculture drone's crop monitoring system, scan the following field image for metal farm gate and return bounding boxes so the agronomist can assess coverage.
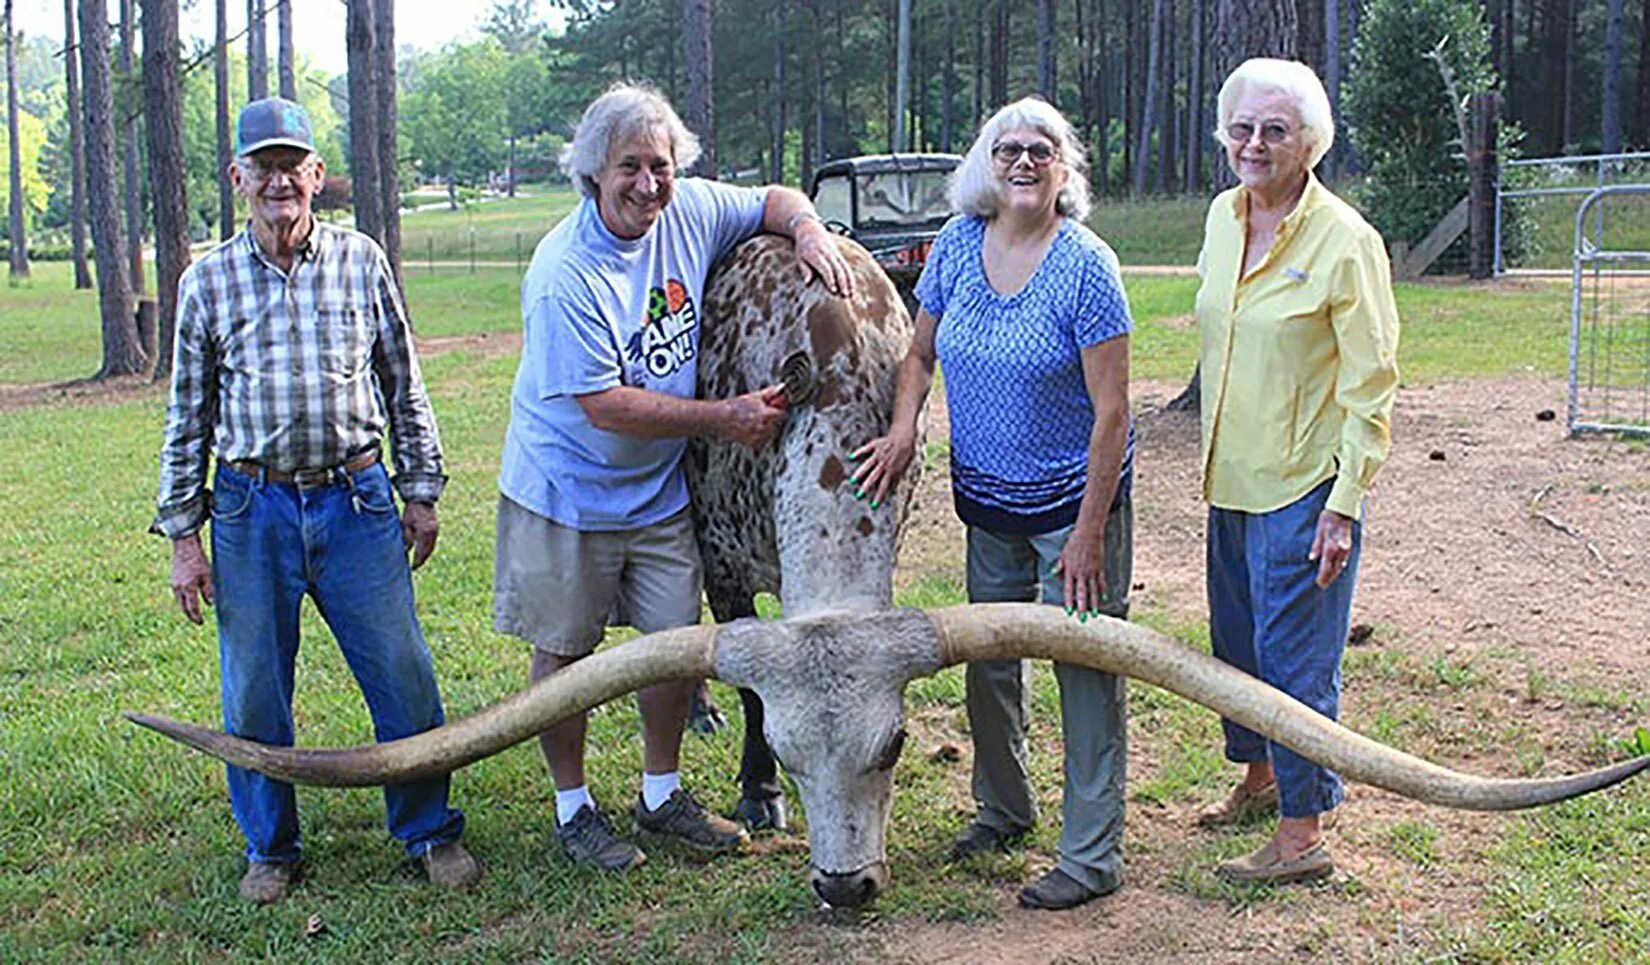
[1569,186,1650,438]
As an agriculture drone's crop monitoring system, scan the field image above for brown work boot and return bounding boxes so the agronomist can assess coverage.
[238,861,299,904]
[1196,781,1279,829]
[634,789,750,854]
[420,841,482,888]
[557,804,646,872]
[1217,838,1334,884]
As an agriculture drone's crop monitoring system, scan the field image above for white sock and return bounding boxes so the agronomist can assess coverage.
[641,771,681,811]
[555,786,595,826]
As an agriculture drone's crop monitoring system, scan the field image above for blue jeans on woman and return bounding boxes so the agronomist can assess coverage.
[1207,478,1362,819]
[210,461,465,865]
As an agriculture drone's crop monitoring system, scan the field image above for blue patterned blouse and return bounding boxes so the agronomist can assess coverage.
[914,214,1135,535]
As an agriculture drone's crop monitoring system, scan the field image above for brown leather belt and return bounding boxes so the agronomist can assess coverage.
[227,448,380,489]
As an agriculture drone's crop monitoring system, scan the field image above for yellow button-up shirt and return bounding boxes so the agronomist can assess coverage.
[1195,175,1400,520]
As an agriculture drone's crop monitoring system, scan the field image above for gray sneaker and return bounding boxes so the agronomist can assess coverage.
[556,804,646,872]
[237,861,299,904]
[634,789,750,854]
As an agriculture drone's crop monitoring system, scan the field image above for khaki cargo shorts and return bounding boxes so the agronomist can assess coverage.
[492,495,703,657]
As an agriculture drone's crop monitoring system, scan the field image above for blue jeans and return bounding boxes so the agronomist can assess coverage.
[210,461,464,864]
[963,498,1132,895]
[1207,478,1361,819]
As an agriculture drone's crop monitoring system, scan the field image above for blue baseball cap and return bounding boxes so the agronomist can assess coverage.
[235,97,316,157]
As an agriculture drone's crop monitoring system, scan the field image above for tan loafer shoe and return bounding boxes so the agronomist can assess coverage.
[1196,781,1279,828]
[1216,839,1334,885]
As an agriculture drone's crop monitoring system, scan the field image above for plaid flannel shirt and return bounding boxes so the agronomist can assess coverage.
[153,221,446,539]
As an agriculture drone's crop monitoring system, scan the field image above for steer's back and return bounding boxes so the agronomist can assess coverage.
[688,234,922,620]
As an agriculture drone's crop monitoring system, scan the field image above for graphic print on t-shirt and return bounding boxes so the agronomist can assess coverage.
[626,279,698,381]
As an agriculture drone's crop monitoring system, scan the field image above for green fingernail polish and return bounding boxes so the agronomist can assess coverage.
[1079,613,1089,623]
[871,500,881,509]
[854,488,864,499]
[1065,606,1073,616]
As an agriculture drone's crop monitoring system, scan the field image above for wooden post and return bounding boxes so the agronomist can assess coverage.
[1468,91,1500,280]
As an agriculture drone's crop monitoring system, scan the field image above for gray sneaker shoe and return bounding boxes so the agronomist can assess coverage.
[420,841,482,888]
[557,804,646,872]
[634,789,750,854]
[238,861,299,904]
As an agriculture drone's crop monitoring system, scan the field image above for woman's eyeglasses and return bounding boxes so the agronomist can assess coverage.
[1225,120,1293,146]
[991,140,1058,165]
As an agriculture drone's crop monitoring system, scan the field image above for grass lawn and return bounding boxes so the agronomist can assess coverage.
[2,264,1644,958]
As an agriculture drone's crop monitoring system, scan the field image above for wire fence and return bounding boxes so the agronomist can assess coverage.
[1569,187,1650,438]
[1499,152,1650,272]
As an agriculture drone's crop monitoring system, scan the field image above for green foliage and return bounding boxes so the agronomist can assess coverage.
[1343,0,1521,269]
[402,41,510,187]
[0,103,51,220]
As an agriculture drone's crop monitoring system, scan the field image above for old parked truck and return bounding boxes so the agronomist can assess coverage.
[807,153,962,311]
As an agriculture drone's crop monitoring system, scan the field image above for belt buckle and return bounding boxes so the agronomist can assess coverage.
[291,466,336,491]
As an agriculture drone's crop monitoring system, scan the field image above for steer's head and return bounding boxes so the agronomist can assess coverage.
[715,611,939,907]
[126,606,1650,910]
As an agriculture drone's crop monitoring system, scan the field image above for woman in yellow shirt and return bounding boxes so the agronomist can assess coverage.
[1191,58,1400,884]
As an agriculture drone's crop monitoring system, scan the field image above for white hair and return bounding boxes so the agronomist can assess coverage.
[559,83,702,198]
[1214,58,1335,169]
[950,97,1091,223]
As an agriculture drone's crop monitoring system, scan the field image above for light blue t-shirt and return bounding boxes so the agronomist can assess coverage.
[915,214,1135,535]
[499,179,768,530]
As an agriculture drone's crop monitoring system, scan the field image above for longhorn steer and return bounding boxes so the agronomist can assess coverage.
[128,607,1650,907]
[685,234,923,853]
[126,238,1650,909]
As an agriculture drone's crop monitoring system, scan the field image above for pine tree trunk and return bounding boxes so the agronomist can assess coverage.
[1323,0,1337,178]
[65,0,92,287]
[941,0,955,152]
[6,0,30,280]
[247,0,267,100]
[772,2,787,178]
[142,0,189,380]
[1602,0,1625,153]
[1187,0,1205,192]
[215,0,234,240]
[80,0,144,376]
[1636,0,1650,148]
[120,0,144,293]
[963,0,976,127]
[374,0,401,290]
[1159,0,1177,194]
[893,0,909,152]
[1036,0,1055,99]
[278,0,295,99]
[682,0,717,178]
[346,0,383,245]
[1133,0,1165,196]
[1096,0,1110,196]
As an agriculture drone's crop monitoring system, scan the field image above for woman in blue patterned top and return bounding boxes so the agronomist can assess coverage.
[852,97,1135,911]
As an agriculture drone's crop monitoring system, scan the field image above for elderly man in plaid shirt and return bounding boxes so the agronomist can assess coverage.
[153,98,480,904]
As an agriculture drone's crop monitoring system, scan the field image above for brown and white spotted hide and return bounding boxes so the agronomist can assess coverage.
[688,234,926,622]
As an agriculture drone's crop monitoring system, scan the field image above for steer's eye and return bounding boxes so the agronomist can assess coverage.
[872,728,907,771]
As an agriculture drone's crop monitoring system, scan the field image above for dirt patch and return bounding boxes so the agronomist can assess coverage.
[0,373,161,412]
[876,375,1650,963]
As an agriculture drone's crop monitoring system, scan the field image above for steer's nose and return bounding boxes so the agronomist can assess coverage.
[811,863,889,908]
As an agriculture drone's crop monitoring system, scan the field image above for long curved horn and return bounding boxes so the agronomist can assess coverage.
[125,625,718,787]
[931,603,1648,810]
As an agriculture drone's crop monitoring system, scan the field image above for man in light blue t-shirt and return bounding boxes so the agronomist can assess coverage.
[494,83,854,873]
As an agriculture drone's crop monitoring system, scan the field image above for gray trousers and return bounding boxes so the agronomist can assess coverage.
[963,498,1132,894]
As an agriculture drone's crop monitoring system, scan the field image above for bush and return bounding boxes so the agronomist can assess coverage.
[0,241,87,262]
[1343,0,1529,271]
